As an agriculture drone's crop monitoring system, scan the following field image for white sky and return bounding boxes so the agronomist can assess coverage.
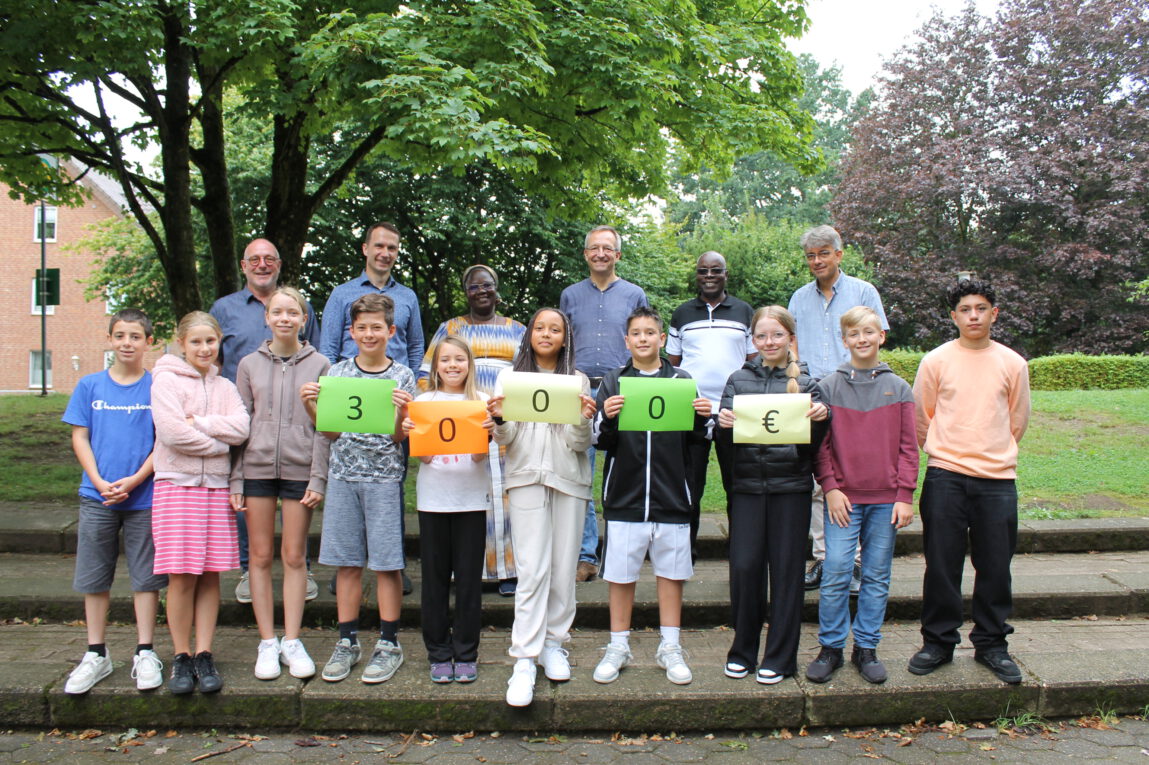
[790,0,1001,95]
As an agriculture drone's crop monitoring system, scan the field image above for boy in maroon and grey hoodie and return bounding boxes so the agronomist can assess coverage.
[806,306,917,685]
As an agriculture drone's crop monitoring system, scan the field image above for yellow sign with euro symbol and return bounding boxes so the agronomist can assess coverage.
[500,371,583,425]
[407,400,489,457]
[732,393,811,444]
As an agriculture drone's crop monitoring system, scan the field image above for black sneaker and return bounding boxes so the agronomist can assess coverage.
[849,563,862,596]
[852,646,887,684]
[805,645,843,683]
[402,571,413,596]
[804,560,823,590]
[193,651,223,693]
[169,653,195,695]
[975,650,1022,684]
[907,644,953,675]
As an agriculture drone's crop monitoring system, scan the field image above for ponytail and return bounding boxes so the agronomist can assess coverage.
[785,348,801,394]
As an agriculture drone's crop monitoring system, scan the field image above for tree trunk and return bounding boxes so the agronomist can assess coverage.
[264,111,313,286]
[193,69,239,301]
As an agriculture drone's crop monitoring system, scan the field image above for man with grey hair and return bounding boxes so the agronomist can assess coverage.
[560,225,649,582]
[788,224,889,591]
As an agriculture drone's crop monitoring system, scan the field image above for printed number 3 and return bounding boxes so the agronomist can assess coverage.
[347,395,364,421]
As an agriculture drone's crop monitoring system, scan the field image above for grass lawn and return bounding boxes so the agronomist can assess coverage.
[3,390,1146,520]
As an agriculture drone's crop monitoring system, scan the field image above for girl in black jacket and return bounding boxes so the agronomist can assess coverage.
[716,306,829,683]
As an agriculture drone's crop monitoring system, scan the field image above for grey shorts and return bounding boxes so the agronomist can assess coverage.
[319,478,405,572]
[73,498,169,593]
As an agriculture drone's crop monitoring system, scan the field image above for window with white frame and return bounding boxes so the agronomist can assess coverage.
[104,351,115,369]
[34,205,57,242]
[30,278,55,315]
[29,350,52,389]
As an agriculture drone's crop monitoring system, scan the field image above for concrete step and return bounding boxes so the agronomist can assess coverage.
[3,548,1147,628]
[4,505,1149,558]
[4,620,1147,732]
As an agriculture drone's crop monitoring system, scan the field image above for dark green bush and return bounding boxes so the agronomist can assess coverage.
[1028,354,1149,391]
[881,349,924,385]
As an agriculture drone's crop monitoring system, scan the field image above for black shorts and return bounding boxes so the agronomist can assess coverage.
[244,478,309,500]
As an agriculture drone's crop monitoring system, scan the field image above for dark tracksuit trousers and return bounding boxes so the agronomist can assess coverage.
[419,510,487,663]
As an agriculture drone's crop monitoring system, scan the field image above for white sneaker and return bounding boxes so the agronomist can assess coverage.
[656,643,692,685]
[254,639,282,680]
[592,644,631,684]
[538,640,571,681]
[131,649,163,691]
[65,651,113,694]
[280,638,316,679]
[305,572,319,602]
[506,659,536,707]
[235,571,251,603]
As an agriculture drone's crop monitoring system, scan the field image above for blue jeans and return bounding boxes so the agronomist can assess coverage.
[818,502,897,649]
[579,446,599,564]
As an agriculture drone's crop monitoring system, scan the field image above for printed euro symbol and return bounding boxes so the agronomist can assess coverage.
[762,410,780,433]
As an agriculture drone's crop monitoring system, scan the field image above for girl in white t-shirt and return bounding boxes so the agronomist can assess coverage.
[402,336,493,684]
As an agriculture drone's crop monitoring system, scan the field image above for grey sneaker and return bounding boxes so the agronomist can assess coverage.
[321,639,361,682]
[305,572,319,602]
[361,639,404,684]
[65,651,113,694]
[592,643,631,684]
[655,643,692,685]
[235,571,251,603]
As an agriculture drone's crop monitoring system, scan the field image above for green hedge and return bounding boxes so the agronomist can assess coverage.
[878,350,1148,390]
[1028,354,1149,391]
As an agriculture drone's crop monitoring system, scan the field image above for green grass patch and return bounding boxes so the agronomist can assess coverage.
[2,391,1147,521]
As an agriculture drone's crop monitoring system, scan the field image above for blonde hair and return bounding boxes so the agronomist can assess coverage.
[267,286,310,334]
[752,305,801,394]
[427,335,479,400]
[176,310,222,341]
[839,305,882,334]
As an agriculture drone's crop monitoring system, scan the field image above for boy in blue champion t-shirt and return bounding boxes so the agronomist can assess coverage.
[60,308,168,695]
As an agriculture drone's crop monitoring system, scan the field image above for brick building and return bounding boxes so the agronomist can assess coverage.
[0,166,163,394]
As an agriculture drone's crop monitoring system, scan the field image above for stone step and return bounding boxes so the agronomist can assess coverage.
[4,620,1147,732]
[3,548,1147,628]
[4,505,1149,558]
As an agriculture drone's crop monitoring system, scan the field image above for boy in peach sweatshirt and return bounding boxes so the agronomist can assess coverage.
[908,280,1030,684]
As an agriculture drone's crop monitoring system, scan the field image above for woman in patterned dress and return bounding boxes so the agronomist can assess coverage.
[419,265,526,595]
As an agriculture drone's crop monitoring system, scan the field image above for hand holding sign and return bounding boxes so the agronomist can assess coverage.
[500,371,585,425]
[732,393,812,444]
[407,400,489,457]
[315,375,396,434]
[617,376,698,432]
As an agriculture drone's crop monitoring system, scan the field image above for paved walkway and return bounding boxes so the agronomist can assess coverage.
[2,716,1148,763]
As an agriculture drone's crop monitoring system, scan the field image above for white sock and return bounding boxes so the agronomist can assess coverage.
[259,638,278,649]
[610,630,630,648]
[660,626,681,647]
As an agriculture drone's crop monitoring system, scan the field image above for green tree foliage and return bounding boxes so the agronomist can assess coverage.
[1,0,817,317]
[667,55,868,231]
[833,0,1149,355]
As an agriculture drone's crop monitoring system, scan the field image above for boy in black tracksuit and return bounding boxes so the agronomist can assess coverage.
[591,306,712,686]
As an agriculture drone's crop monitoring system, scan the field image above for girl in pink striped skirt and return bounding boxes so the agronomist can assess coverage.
[151,312,250,694]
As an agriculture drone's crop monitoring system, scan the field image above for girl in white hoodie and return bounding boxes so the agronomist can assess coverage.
[151,311,249,695]
[486,308,596,707]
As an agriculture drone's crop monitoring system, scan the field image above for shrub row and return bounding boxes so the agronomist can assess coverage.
[879,350,1149,390]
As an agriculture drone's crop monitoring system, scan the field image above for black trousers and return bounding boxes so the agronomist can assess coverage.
[687,436,735,552]
[919,467,1018,652]
[419,510,486,663]
[726,491,809,675]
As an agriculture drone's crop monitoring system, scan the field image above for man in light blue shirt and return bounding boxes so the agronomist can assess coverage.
[788,224,889,591]
[210,238,321,383]
[560,225,649,581]
[319,222,424,369]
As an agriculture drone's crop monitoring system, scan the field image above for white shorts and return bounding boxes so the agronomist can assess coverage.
[601,520,693,584]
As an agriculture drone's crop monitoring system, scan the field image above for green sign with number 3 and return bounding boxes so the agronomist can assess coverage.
[315,375,397,434]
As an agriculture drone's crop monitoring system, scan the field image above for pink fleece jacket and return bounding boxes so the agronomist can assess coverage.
[151,354,249,488]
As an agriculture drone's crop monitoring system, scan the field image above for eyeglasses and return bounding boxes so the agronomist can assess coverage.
[584,245,618,254]
[465,281,496,294]
[696,267,726,276]
[753,332,790,342]
[244,255,280,266]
